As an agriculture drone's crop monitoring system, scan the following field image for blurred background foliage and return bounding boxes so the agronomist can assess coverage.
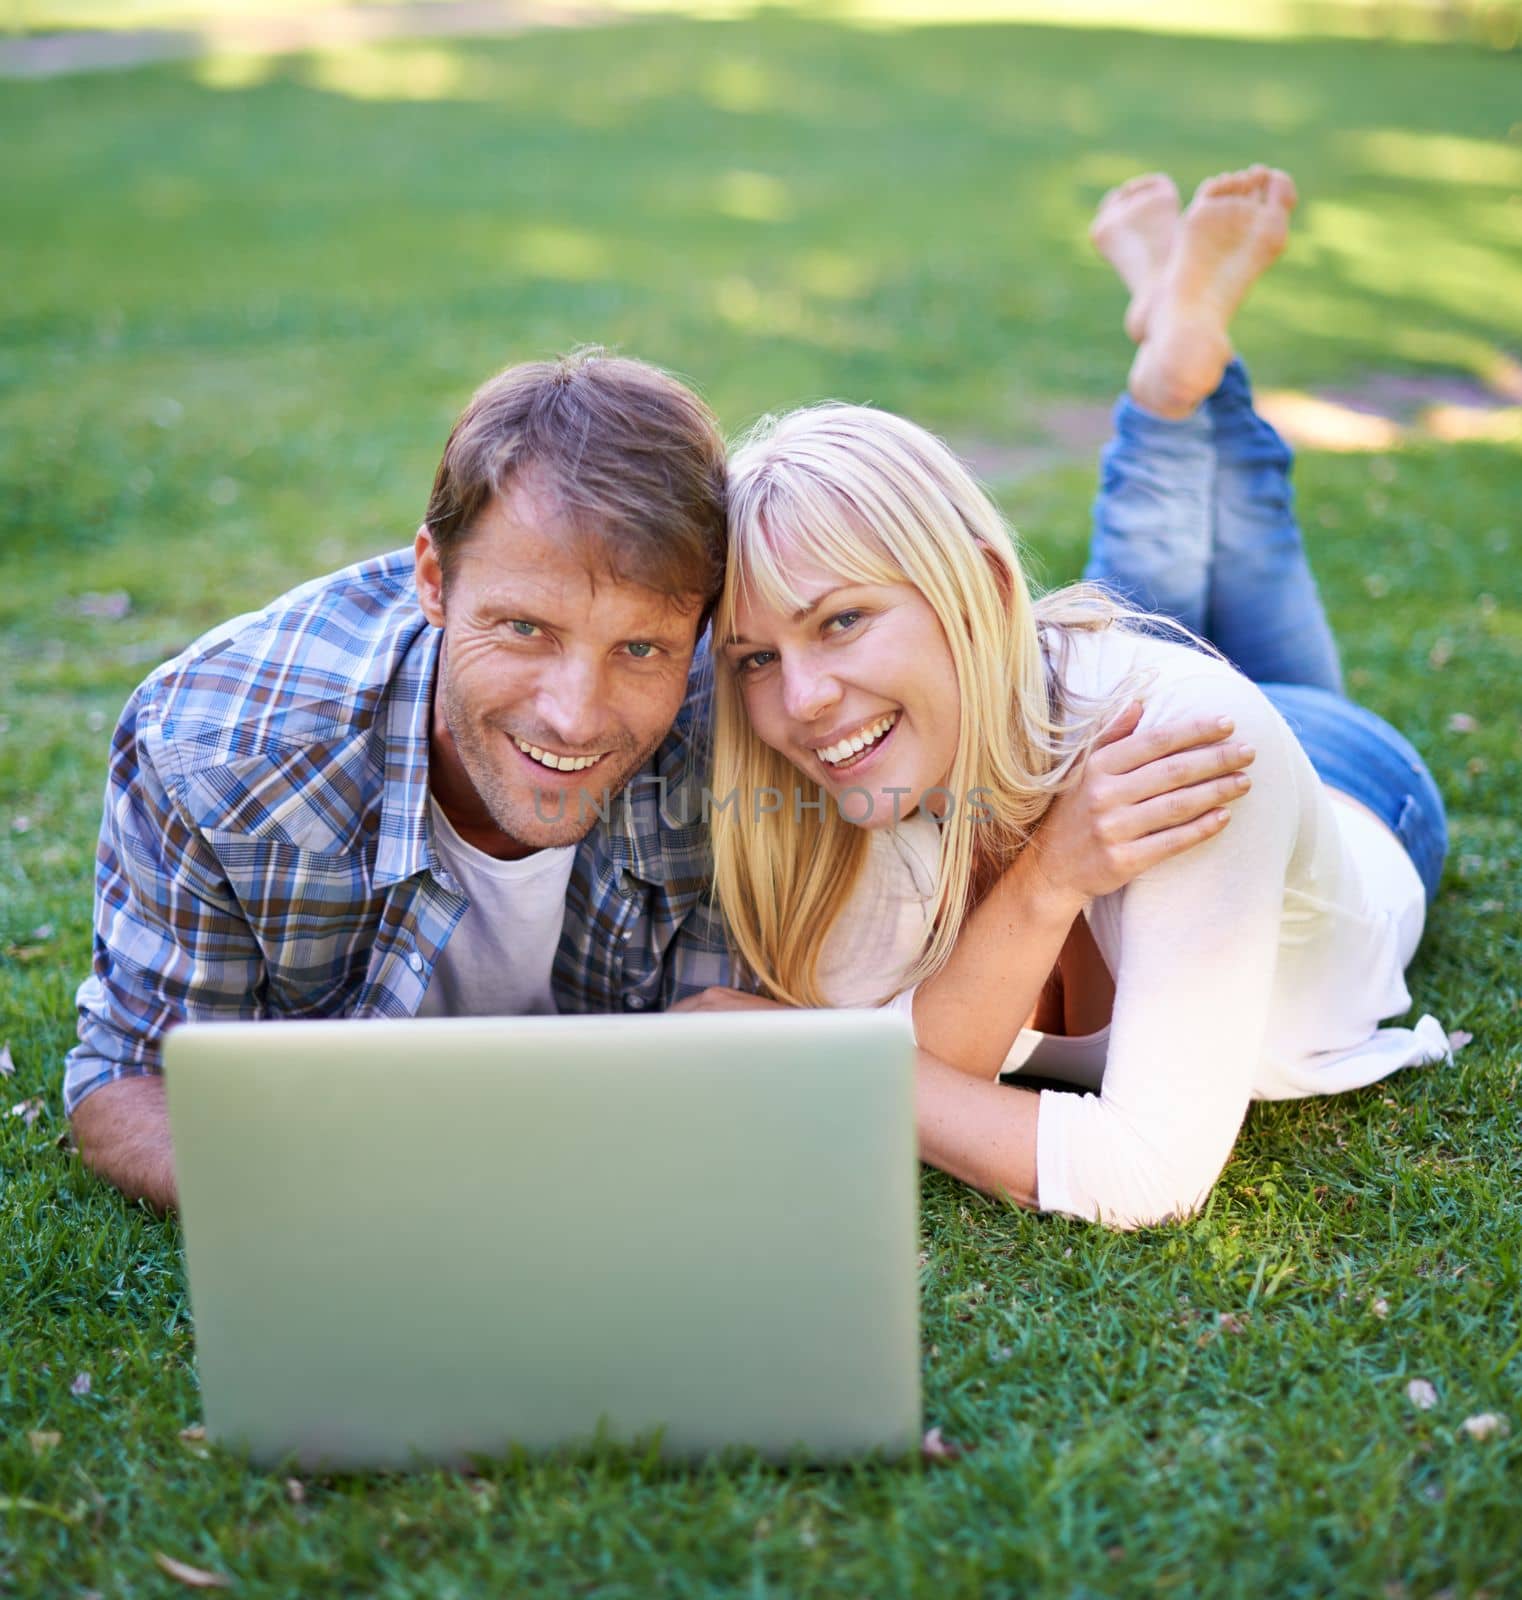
[3,5,1519,600]
[6,0,1522,48]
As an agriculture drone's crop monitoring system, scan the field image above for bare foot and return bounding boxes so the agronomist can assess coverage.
[1089,173,1180,343]
[1128,165,1298,419]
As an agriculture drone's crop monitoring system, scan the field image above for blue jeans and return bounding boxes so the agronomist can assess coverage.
[1083,359,1447,901]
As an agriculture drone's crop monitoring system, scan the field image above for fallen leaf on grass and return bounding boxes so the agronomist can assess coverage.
[179,1424,209,1458]
[1447,1030,1473,1053]
[1218,1312,1248,1334]
[27,1432,60,1455]
[69,1372,91,1397]
[9,1098,43,1127]
[153,1553,232,1590]
[1406,1378,1438,1410]
[0,1042,13,1078]
[1459,1413,1510,1441]
[920,1426,965,1462]
[1371,1298,1390,1318]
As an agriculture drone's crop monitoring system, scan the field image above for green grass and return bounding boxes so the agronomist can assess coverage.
[2,11,1520,1597]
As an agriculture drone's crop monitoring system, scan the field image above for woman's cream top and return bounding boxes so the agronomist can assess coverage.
[817,629,1449,1229]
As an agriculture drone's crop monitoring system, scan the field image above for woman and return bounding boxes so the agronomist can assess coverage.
[690,167,1450,1229]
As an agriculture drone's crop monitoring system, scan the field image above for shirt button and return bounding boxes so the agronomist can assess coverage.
[626,995,646,1011]
[407,951,423,973]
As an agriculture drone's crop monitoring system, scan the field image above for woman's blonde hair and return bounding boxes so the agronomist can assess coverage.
[712,402,1136,1008]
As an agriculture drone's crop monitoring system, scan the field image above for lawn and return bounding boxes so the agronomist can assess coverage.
[2,8,1520,1597]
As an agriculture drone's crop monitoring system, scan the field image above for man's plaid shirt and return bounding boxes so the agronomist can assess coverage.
[64,549,734,1114]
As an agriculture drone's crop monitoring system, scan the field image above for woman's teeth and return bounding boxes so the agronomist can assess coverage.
[818,713,898,768]
[514,737,600,773]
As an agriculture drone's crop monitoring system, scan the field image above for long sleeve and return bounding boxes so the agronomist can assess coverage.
[1035,666,1303,1229]
[65,686,264,1114]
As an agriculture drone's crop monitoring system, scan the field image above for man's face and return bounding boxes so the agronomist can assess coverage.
[415,470,704,858]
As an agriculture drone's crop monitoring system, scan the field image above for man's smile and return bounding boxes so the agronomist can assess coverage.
[510,735,607,774]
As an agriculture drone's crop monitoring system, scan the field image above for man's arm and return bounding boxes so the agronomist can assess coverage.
[70,1075,176,1213]
[66,683,263,1210]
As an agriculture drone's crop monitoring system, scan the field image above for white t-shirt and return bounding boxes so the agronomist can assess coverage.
[819,628,1449,1229]
[415,797,577,1017]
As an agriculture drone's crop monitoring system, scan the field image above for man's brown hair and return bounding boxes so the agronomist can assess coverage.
[424,348,727,611]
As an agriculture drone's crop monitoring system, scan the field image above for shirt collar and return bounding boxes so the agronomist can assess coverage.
[374,621,440,888]
[613,645,714,892]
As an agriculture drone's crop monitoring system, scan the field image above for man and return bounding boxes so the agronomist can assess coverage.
[67,350,733,1210]
[67,346,1247,1213]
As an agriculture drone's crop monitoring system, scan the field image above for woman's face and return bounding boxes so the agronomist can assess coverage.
[724,551,962,829]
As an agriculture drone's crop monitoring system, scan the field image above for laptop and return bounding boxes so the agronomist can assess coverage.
[163,1010,920,1469]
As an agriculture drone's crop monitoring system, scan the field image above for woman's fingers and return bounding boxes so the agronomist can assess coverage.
[1036,712,1254,902]
[1092,711,1242,782]
[1108,771,1253,843]
[1119,804,1234,874]
[1106,731,1256,805]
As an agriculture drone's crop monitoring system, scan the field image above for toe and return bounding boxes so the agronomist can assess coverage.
[1093,183,1125,221]
[1265,168,1299,211]
[1138,173,1181,209]
[1197,169,1250,202]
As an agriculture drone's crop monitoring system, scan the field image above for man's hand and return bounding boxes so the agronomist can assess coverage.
[1029,702,1254,912]
[70,1075,178,1214]
[669,987,789,1014]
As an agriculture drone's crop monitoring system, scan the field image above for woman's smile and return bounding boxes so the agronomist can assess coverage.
[811,710,900,772]
[727,556,961,828]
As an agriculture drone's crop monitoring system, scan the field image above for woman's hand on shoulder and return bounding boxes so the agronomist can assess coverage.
[1030,700,1256,908]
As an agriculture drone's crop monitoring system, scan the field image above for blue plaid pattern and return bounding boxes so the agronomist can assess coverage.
[64,549,735,1114]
